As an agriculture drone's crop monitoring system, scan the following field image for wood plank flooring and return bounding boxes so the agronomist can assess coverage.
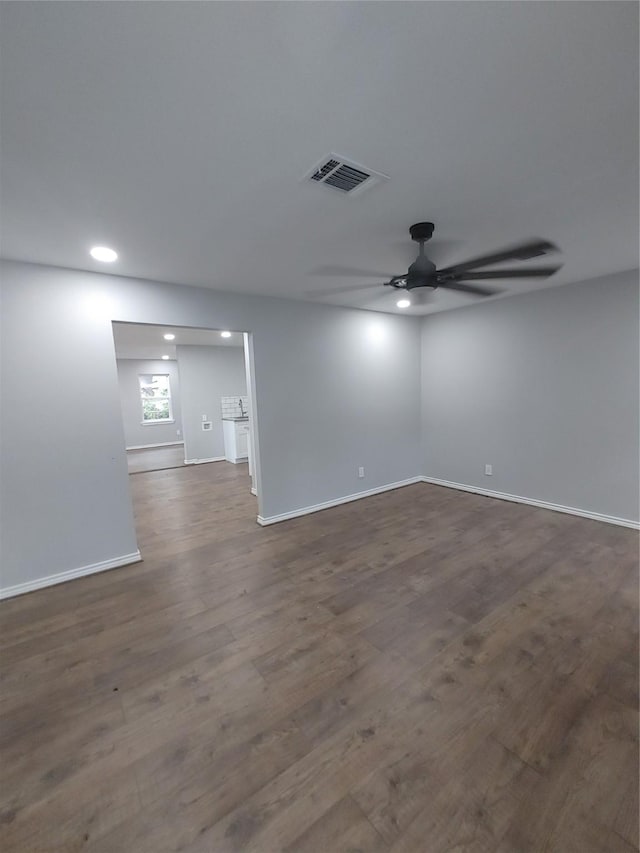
[0,463,637,852]
[127,444,186,474]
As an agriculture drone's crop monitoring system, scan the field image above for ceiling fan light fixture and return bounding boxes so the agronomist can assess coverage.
[396,298,411,308]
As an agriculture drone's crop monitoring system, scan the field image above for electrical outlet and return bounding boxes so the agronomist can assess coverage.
[177,429,181,436]
[485,464,493,476]
[202,414,207,421]
[358,466,365,478]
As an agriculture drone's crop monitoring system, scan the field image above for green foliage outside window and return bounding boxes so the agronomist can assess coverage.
[142,398,170,421]
[139,374,172,422]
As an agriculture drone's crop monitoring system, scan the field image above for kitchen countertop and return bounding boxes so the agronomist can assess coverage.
[222,417,249,422]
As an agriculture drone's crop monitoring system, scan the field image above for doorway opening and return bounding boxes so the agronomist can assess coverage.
[111,321,260,555]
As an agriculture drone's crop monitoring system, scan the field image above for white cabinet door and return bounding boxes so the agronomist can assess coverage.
[223,420,237,462]
[236,425,249,458]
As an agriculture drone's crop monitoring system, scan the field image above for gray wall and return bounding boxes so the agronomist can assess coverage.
[177,345,246,462]
[0,260,422,592]
[421,269,639,523]
[116,358,183,448]
[3,258,636,595]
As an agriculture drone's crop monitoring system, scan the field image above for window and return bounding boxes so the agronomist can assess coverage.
[138,374,174,424]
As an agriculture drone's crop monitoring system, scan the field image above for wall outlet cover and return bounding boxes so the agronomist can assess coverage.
[358,466,365,478]
[485,464,493,476]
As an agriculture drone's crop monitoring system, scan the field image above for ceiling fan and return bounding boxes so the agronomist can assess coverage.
[314,222,562,306]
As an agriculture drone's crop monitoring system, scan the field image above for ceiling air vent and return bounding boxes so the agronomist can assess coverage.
[305,154,389,197]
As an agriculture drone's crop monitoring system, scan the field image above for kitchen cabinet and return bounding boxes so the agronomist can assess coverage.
[223,418,249,463]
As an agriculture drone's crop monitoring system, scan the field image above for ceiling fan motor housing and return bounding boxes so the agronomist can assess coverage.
[406,254,437,289]
[409,222,435,242]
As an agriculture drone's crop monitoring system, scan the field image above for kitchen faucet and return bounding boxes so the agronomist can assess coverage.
[239,398,246,417]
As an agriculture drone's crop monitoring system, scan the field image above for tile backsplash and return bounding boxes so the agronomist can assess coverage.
[221,395,249,419]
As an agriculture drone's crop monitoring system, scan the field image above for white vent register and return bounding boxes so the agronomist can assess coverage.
[304,154,389,197]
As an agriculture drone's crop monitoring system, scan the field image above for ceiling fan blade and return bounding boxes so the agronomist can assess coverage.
[306,281,387,297]
[366,288,403,305]
[444,266,561,280]
[309,264,396,279]
[440,282,500,297]
[437,240,559,276]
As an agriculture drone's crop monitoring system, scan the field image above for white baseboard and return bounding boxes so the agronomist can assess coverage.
[5,477,632,599]
[257,477,423,526]
[184,456,225,465]
[0,551,142,600]
[421,476,640,530]
[126,441,183,450]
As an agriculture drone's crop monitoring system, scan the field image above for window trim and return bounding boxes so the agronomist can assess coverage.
[141,418,176,426]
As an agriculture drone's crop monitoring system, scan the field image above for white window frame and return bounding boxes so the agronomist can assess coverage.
[138,373,175,425]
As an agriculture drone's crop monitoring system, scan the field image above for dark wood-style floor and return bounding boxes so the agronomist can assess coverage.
[1,463,638,852]
[127,444,186,474]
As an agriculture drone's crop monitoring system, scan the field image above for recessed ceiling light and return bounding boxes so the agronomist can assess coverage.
[90,246,118,263]
[220,331,232,338]
[161,355,170,360]
[163,333,175,341]
[396,298,411,308]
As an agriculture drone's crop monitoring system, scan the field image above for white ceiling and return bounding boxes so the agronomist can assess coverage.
[112,322,243,361]
[1,2,637,316]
